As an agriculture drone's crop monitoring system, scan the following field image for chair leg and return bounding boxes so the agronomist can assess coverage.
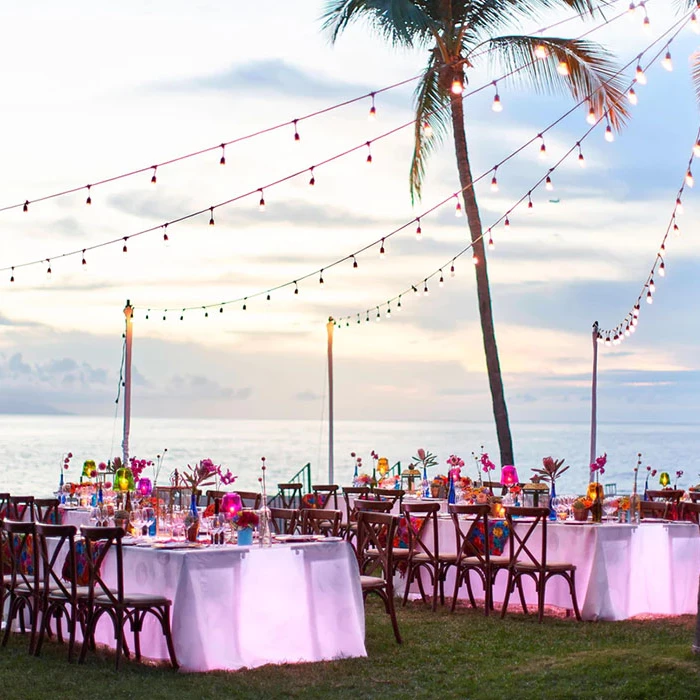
[33,599,51,657]
[464,571,477,609]
[516,575,528,614]
[2,595,18,646]
[500,571,514,619]
[450,568,462,612]
[383,590,402,644]
[78,610,98,664]
[415,567,428,605]
[67,605,78,663]
[431,565,438,612]
[537,575,545,623]
[568,571,582,621]
[159,606,179,669]
[401,565,413,608]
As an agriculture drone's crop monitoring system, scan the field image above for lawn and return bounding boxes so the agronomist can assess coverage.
[1,600,698,699]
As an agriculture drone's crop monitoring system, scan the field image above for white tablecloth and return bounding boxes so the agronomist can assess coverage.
[88,540,365,672]
[58,507,92,528]
[408,519,700,621]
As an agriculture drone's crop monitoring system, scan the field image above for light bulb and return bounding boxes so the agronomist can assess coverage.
[659,261,665,277]
[455,198,462,216]
[490,175,499,192]
[628,87,638,105]
[628,2,636,13]
[676,197,683,214]
[557,60,569,76]
[492,93,502,112]
[527,197,533,212]
[450,264,456,277]
[578,151,585,167]
[376,309,380,321]
[451,77,463,94]
[504,216,510,228]
[379,240,385,259]
[691,13,700,34]
[545,176,553,191]
[488,236,494,250]
[586,107,596,125]
[646,290,653,304]
[539,140,546,159]
[673,221,680,235]
[416,220,422,239]
[635,65,647,85]
[633,304,640,318]
[259,190,266,211]
[624,327,631,337]
[439,273,444,288]
[686,169,694,187]
[423,281,429,296]
[605,336,612,347]
[535,43,547,59]
[642,15,650,34]
[472,255,479,265]
[661,51,673,71]
[649,277,655,293]
[423,122,433,137]
[613,335,620,346]
[629,323,636,333]
[604,125,614,143]
[368,104,376,121]
[694,141,700,157]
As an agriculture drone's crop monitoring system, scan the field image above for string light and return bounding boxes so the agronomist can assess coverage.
[455,195,462,216]
[504,215,510,228]
[658,257,666,276]
[319,270,325,284]
[538,134,547,159]
[379,239,386,259]
[577,143,585,167]
[369,93,376,121]
[397,296,402,310]
[81,250,87,269]
[23,200,28,213]
[412,285,419,296]
[294,281,299,295]
[309,167,316,186]
[676,197,683,214]
[646,289,653,304]
[122,238,128,253]
[691,12,700,33]
[649,277,655,293]
[642,13,651,34]
[416,219,422,240]
[545,174,554,191]
[9,267,14,283]
[586,105,596,125]
[661,50,673,71]
[423,280,429,296]
[673,219,680,235]
[366,142,373,164]
[694,140,700,157]
[46,260,52,281]
[259,189,265,211]
[472,254,479,265]
[628,2,636,13]
[386,305,391,318]
[85,185,92,205]
[352,255,358,269]
[557,60,569,76]
[535,42,548,59]
[151,166,157,184]
[242,299,247,310]
[604,122,615,143]
[209,207,215,226]
[180,310,185,321]
[450,263,455,278]
[163,224,170,245]
[451,75,463,94]
[491,169,499,192]
[492,83,503,112]
[293,119,300,141]
[439,270,444,287]
[219,144,226,165]
[628,86,638,105]
[686,169,694,187]
[488,233,495,250]
[422,122,433,137]
[266,293,271,301]
[527,192,533,212]
[635,61,647,85]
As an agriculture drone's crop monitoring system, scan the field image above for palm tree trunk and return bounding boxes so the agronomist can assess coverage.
[449,92,514,466]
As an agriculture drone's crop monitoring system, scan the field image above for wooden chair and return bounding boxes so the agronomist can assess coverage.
[501,507,581,622]
[269,507,298,534]
[8,496,35,522]
[604,483,617,497]
[401,502,442,611]
[205,490,229,507]
[0,493,10,518]
[237,491,262,510]
[78,526,178,670]
[1,520,40,652]
[355,499,393,513]
[640,501,671,519]
[311,484,339,510]
[33,523,83,661]
[646,490,684,504]
[34,498,60,524]
[681,502,700,526]
[277,483,303,510]
[356,511,402,643]
[373,488,404,510]
[300,509,341,537]
[448,504,510,615]
[153,486,190,511]
[341,487,371,544]
[688,491,700,503]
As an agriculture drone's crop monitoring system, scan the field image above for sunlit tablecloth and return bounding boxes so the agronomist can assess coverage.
[91,540,366,672]
[407,519,700,621]
[58,506,92,528]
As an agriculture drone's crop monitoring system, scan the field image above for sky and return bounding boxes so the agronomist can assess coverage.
[1,0,700,431]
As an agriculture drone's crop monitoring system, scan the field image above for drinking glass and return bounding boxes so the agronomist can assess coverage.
[130,509,144,537]
[142,507,156,538]
[603,498,617,523]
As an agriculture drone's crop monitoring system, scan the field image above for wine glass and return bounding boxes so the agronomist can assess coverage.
[142,507,156,538]
[603,497,617,523]
[129,509,144,537]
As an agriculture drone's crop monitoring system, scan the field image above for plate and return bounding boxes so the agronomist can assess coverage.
[639,518,669,523]
[150,541,206,549]
[274,534,317,543]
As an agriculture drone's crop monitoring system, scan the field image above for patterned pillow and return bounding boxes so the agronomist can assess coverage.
[1,534,34,576]
[467,519,510,556]
[62,540,106,586]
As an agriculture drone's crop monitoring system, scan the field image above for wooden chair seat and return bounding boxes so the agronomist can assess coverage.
[402,502,442,611]
[94,592,171,606]
[366,547,409,559]
[516,560,575,572]
[360,575,385,590]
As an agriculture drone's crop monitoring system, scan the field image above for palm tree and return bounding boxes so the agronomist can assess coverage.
[323,0,628,466]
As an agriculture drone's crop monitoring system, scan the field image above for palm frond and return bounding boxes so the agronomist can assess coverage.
[692,49,700,107]
[321,0,435,47]
[410,50,452,202]
[482,35,630,129]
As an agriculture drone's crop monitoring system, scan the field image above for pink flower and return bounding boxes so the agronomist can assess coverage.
[67,452,73,458]
[480,453,496,473]
[417,448,426,461]
[98,462,107,471]
[676,470,684,479]
[105,481,112,489]
[651,469,657,477]
[350,452,356,458]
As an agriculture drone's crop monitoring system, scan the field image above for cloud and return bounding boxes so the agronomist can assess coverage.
[295,390,322,401]
[165,374,251,400]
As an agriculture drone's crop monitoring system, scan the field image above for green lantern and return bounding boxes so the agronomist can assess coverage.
[82,460,96,479]
[659,472,671,488]
[115,467,136,492]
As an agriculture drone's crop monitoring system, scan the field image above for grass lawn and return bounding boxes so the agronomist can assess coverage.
[1,600,698,699]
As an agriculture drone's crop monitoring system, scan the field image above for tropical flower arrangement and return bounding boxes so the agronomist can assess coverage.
[413,448,438,472]
[446,454,465,482]
[471,447,496,483]
[531,456,570,485]
[460,484,493,505]
[644,465,658,494]
[233,509,259,530]
[181,458,221,494]
[378,474,400,489]
[355,472,376,487]
[572,497,593,511]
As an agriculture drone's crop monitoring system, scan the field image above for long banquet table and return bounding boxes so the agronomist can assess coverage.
[405,517,700,621]
[83,539,366,672]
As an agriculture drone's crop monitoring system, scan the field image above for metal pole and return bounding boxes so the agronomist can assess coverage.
[122,300,134,467]
[589,321,599,481]
[326,317,335,484]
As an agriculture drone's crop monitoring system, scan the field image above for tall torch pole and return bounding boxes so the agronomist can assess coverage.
[122,300,134,467]
[326,317,335,484]
[589,321,599,481]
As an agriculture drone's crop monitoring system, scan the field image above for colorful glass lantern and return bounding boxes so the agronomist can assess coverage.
[137,477,153,497]
[221,492,242,518]
[500,465,519,486]
[401,466,422,495]
[114,467,135,492]
[659,472,671,487]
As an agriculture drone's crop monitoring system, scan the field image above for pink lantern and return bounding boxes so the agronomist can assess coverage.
[137,477,153,497]
[221,492,242,518]
[500,465,519,486]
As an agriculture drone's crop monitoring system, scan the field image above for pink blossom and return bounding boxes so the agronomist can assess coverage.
[98,462,107,471]
[676,470,684,479]
[651,469,657,477]
[480,453,496,473]
[417,448,426,461]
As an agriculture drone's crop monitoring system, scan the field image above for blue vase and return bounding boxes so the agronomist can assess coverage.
[448,476,456,505]
[422,466,430,498]
[237,527,254,546]
[548,481,557,521]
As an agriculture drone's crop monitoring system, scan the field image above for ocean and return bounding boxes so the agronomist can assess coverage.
[0,415,698,498]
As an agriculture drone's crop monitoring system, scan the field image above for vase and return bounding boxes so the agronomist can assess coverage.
[587,483,604,523]
[185,492,200,542]
[448,476,456,505]
[573,508,589,522]
[548,481,557,521]
[237,527,253,546]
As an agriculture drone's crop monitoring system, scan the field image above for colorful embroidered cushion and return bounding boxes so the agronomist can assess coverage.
[62,540,105,586]
[1,534,35,576]
[467,519,510,556]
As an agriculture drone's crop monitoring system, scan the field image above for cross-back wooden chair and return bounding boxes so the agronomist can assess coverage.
[237,491,262,510]
[681,502,700,526]
[646,490,684,504]
[640,500,671,519]
[355,499,393,514]
[448,504,510,615]
[277,483,303,510]
[34,498,60,524]
[33,523,83,661]
[401,502,442,611]
[300,508,341,537]
[356,511,402,643]
[8,496,35,522]
[0,493,10,518]
[78,526,178,670]
[205,490,229,507]
[341,487,371,545]
[501,506,581,622]
[269,507,299,535]
[311,484,339,510]
[688,491,700,503]
[1,519,40,652]
[153,486,190,511]
[372,488,404,510]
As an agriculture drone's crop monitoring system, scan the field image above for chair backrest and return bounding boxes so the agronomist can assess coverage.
[356,511,398,584]
[640,501,670,519]
[682,502,700,525]
[342,487,371,522]
[689,491,700,503]
[449,504,491,566]
[2,519,38,590]
[604,483,617,496]
[35,523,79,601]
[8,496,35,522]
[311,484,339,510]
[402,502,440,561]
[277,483,303,509]
[269,507,299,534]
[81,526,124,606]
[355,499,393,513]
[373,488,404,509]
[504,506,549,569]
[34,498,60,524]
[0,492,10,518]
[205,490,228,507]
[236,491,262,510]
[646,490,684,504]
[153,486,190,511]
[300,508,341,536]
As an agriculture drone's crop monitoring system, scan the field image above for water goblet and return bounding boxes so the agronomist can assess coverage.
[142,507,156,538]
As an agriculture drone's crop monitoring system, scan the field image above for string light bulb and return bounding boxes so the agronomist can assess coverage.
[81,250,87,270]
[386,306,391,319]
[635,62,647,85]
[163,224,170,246]
[368,94,376,121]
[219,144,226,165]
[586,105,596,125]
[661,51,673,71]
[676,197,683,214]
[649,277,655,293]
[259,189,266,211]
[646,289,653,304]
[294,281,299,295]
[545,175,553,191]
[658,258,666,276]
[397,296,402,310]
[488,233,495,250]
[694,141,700,157]
[527,193,533,212]
[85,185,92,205]
[319,270,325,284]
[451,76,463,94]
[557,60,569,76]
[379,239,386,259]
[642,14,651,34]
[293,119,300,141]
[628,2,636,13]
[455,195,462,216]
[686,169,694,187]
[504,215,510,228]
[492,83,502,112]
[122,238,128,253]
[577,143,585,167]
[691,12,700,34]
[415,218,422,240]
[673,219,680,235]
[472,254,479,265]
[209,207,215,226]
[538,135,546,159]
[309,167,315,186]
[23,200,29,213]
[423,122,433,137]
[490,169,499,192]
[151,167,157,184]
[10,267,14,283]
[439,270,444,287]
[46,259,52,281]
[628,87,638,105]
[423,280,429,296]
[604,124,614,143]
[366,142,372,164]
[535,42,548,59]
[450,263,455,277]
[633,304,640,318]
[352,255,358,269]
[412,285,419,296]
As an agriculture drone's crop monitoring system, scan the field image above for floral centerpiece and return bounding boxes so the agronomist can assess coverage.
[232,509,259,530]
[430,474,449,499]
[378,474,400,489]
[180,458,222,541]
[572,496,593,521]
[644,465,657,498]
[471,447,496,487]
[413,448,438,497]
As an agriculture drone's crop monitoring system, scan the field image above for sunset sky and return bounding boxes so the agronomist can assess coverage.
[1,0,699,428]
